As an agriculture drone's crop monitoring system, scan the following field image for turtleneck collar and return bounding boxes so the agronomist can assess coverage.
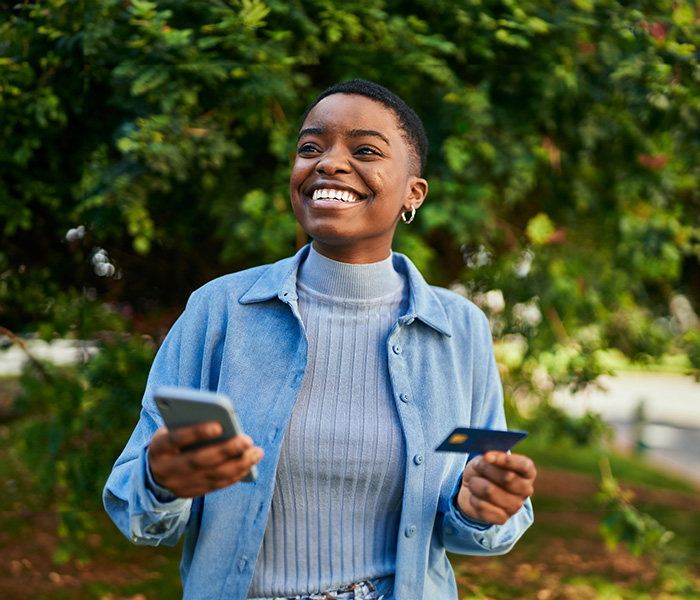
[297,245,404,301]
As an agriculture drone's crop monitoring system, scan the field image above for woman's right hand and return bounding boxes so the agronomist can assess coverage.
[148,423,264,498]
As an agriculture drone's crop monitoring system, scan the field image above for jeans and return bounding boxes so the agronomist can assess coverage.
[249,575,394,600]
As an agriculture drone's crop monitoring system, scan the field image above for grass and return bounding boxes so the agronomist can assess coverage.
[591,349,694,375]
[518,434,698,493]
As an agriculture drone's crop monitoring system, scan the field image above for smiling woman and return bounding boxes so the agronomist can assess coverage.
[103,79,536,600]
[290,93,428,264]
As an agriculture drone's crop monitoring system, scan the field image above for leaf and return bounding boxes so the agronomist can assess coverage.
[131,67,169,96]
[240,0,270,29]
[526,213,555,246]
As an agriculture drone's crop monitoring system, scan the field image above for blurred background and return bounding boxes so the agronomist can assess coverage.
[1,0,698,598]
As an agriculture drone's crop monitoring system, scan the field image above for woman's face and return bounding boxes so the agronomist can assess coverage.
[290,94,428,264]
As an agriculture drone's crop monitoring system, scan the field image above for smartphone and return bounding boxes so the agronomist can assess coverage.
[153,386,257,482]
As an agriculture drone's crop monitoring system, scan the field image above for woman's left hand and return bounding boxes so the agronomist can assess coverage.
[457,451,536,525]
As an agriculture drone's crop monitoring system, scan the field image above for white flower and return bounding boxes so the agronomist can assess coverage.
[513,298,542,327]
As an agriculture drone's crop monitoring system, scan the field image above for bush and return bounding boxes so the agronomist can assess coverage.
[16,335,156,560]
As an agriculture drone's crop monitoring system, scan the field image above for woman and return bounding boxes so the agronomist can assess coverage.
[104,79,536,600]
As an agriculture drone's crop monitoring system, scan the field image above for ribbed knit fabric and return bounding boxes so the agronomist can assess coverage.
[248,247,408,597]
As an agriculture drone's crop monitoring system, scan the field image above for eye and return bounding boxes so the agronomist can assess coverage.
[298,143,319,155]
[355,146,382,157]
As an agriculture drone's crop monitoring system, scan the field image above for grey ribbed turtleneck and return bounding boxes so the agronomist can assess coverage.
[248,246,408,597]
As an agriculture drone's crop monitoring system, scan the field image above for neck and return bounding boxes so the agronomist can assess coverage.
[298,245,402,300]
[310,239,393,264]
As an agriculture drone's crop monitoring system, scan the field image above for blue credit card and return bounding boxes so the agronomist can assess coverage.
[435,427,527,454]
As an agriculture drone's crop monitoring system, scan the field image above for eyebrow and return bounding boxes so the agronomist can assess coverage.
[298,127,391,146]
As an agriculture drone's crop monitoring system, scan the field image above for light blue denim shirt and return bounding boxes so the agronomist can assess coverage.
[103,245,533,599]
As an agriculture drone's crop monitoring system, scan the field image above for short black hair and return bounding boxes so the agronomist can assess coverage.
[300,79,428,176]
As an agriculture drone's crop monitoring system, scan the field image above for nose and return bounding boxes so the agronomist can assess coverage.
[315,145,351,175]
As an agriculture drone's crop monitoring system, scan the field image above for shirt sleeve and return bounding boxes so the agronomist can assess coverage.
[103,409,193,547]
[438,307,534,555]
[440,475,534,555]
[102,308,199,547]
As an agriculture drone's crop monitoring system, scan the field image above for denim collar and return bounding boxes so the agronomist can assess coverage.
[239,244,452,337]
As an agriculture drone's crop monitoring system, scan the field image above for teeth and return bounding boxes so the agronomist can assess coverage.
[312,188,358,203]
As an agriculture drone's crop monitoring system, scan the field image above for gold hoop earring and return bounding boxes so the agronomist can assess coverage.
[401,206,416,225]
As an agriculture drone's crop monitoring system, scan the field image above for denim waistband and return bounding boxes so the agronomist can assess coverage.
[249,575,394,600]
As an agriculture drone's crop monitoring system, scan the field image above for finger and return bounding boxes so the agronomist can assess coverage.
[150,435,240,486]
[156,436,258,482]
[179,446,264,497]
[474,462,535,497]
[202,446,264,485]
[466,492,511,525]
[154,445,264,498]
[167,422,224,449]
[181,435,255,470]
[149,426,176,456]
[482,452,537,479]
[468,476,526,516]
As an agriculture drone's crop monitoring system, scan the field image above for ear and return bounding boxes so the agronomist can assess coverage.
[404,176,428,212]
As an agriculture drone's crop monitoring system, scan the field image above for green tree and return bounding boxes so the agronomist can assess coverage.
[2,0,698,370]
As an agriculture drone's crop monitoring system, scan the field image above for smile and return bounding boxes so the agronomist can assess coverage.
[311,188,360,203]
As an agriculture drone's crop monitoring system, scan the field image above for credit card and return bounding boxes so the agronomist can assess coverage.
[435,427,527,454]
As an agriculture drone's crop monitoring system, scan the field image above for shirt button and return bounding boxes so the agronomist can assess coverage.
[393,345,402,355]
[404,524,417,538]
[400,393,410,403]
[413,454,424,465]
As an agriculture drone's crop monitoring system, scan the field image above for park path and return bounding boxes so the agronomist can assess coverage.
[0,339,97,376]
[553,371,700,484]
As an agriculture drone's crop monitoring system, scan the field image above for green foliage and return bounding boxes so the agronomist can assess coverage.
[521,402,614,448]
[681,328,700,380]
[2,0,698,354]
[15,335,156,559]
[17,335,155,507]
[515,406,679,558]
[597,457,675,557]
